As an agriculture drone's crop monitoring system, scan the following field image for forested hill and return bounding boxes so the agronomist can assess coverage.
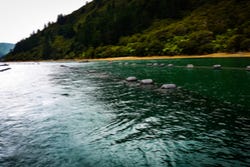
[5,0,250,61]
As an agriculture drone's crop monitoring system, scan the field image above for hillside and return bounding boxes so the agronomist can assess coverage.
[0,43,15,58]
[4,0,250,61]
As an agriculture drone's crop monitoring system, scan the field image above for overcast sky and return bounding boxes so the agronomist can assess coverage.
[0,0,90,43]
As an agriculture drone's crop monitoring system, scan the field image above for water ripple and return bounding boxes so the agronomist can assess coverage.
[0,61,249,167]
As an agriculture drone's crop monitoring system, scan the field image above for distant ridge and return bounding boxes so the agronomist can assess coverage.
[0,43,15,58]
[5,0,250,61]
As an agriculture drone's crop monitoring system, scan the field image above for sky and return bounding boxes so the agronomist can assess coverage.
[0,0,90,44]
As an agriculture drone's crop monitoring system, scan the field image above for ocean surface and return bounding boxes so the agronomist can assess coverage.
[0,58,250,167]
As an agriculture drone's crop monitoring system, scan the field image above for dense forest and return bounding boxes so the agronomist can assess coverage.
[5,0,250,61]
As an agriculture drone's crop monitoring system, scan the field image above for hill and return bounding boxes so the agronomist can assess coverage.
[0,43,15,58]
[4,0,250,61]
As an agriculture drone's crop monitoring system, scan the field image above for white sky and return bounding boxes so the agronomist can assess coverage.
[0,0,90,43]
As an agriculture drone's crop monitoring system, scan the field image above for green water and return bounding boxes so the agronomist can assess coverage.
[105,58,250,108]
[0,58,249,167]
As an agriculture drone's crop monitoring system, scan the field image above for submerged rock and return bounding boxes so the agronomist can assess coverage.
[140,79,154,85]
[0,63,9,66]
[159,63,165,67]
[153,63,158,66]
[126,76,137,82]
[79,60,89,63]
[61,93,70,97]
[0,68,11,72]
[187,64,194,68]
[213,64,222,69]
[160,84,177,89]
[87,70,97,73]
[60,65,69,68]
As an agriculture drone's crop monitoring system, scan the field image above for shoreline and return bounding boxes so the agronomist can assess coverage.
[92,52,250,61]
[3,52,250,63]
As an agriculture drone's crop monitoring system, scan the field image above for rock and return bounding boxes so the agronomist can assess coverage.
[126,76,137,82]
[79,60,89,63]
[159,63,165,67]
[213,64,222,69]
[153,63,158,66]
[187,64,194,68]
[60,65,69,68]
[147,63,153,66]
[140,79,154,85]
[160,84,177,89]
[124,62,129,65]
[61,93,70,96]
[246,66,250,71]
[0,68,11,72]
[167,64,174,67]
[87,70,97,73]
[0,63,9,66]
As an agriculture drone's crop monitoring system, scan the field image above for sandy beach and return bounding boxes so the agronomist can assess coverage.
[3,52,250,63]
[91,52,250,61]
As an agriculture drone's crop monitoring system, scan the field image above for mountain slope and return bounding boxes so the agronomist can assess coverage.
[5,0,250,61]
[0,43,15,58]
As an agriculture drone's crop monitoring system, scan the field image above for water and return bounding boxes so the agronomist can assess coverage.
[0,58,250,167]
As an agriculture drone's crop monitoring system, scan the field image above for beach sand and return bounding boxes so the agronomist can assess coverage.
[4,52,250,63]
[91,52,250,61]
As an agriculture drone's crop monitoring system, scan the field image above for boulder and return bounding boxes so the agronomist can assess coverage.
[126,76,137,82]
[153,63,158,66]
[246,66,250,71]
[213,64,222,69]
[167,64,174,67]
[140,79,154,84]
[160,84,177,89]
[187,64,194,68]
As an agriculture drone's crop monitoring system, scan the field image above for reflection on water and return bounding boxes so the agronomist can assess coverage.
[0,59,250,167]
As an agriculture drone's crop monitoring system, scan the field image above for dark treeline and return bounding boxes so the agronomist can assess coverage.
[5,0,250,61]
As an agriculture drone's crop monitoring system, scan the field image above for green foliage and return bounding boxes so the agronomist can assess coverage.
[4,0,250,61]
[163,36,185,55]
[240,39,250,51]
